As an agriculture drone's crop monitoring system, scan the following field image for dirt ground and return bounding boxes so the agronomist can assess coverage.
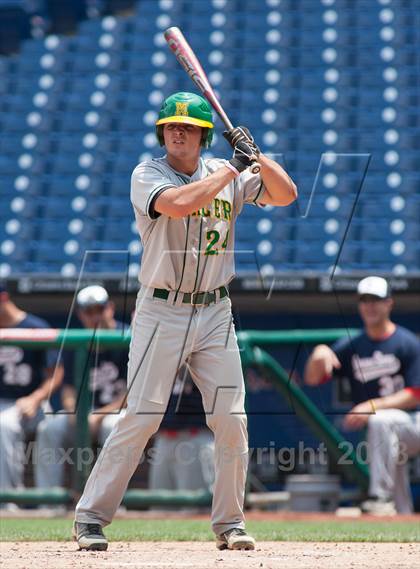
[1,541,419,569]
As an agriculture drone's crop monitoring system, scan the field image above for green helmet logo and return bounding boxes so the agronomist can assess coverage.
[155,92,214,148]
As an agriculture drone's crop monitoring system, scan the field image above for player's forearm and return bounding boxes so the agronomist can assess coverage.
[304,345,332,385]
[371,389,420,411]
[258,154,298,206]
[304,359,327,385]
[61,384,76,412]
[31,365,64,404]
[155,166,235,218]
[91,394,127,415]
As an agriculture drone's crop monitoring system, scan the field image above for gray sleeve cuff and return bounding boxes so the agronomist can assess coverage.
[145,184,175,220]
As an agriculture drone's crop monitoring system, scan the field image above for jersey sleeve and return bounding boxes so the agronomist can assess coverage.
[402,334,420,388]
[331,336,353,378]
[234,168,266,214]
[45,348,60,369]
[29,315,60,371]
[62,351,75,385]
[130,161,176,221]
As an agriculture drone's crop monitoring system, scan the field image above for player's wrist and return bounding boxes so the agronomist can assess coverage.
[30,390,44,406]
[62,398,76,411]
[225,162,240,177]
[228,157,250,173]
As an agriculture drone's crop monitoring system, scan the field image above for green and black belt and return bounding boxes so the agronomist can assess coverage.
[153,286,228,306]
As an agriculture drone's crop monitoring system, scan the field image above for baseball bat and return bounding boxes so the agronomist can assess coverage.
[164,26,261,174]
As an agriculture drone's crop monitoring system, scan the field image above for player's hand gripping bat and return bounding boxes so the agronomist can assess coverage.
[164,26,261,174]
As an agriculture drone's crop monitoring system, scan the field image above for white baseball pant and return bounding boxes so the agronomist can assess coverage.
[35,412,121,489]
[367,409,420,513]
[0,399,44,490]
[149,429,215,492]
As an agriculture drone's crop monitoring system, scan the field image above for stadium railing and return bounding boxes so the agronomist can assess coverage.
[0,328,368,507]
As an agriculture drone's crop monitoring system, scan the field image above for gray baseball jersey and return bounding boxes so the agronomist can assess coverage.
[130,157,266,292]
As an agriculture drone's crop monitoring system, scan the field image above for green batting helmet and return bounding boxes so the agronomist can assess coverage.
[155,92,214,148]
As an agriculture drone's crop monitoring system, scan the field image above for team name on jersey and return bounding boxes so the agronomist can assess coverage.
[191,198,232,221]
[351,351,401,382]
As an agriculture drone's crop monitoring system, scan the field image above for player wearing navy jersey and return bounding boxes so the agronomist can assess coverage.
[305,276,420,514]
[0,283,63,491]
[35,286,127,490]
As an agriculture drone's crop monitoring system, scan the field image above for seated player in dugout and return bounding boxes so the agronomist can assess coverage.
[304,276,420,515]
[0,281,63,492]
[73,92,297,552]
[36,286,128,490]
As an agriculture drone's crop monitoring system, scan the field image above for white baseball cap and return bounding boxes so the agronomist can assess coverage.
[76,285,109,308]
[357,276,391,299]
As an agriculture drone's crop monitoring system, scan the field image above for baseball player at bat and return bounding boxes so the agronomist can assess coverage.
[73,92,297,551]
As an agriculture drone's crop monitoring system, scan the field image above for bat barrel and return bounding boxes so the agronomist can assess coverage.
[164,26,235,132]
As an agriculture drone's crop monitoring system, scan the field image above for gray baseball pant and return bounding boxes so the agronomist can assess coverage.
[75,287,248,536]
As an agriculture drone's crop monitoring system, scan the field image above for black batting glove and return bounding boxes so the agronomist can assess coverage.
[228,140,258,173]
[223,126,260,156]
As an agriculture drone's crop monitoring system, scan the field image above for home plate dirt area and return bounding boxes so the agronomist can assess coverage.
[1,541,419,569]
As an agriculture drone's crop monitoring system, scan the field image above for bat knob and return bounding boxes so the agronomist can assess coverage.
[250,162,261,174]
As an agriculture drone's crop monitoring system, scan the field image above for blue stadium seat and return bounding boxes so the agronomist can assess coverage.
[293,243,331,267]
[404,197,420,220]
[1,241,28,263]
[360,244,400,267]
[108,176,130,196]
[38,197,73,219]
[0,0,418,276]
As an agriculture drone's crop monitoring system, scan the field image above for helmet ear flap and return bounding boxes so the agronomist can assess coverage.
[156,125,165,146]
[201,128,213,148]
[201,128,208,148]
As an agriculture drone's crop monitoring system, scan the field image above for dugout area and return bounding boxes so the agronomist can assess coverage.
[1,0,420,564]
[2,273,420,512]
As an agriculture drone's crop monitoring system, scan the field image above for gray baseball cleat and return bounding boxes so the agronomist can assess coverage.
[216,528,256,550]
[73,521,108,551]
